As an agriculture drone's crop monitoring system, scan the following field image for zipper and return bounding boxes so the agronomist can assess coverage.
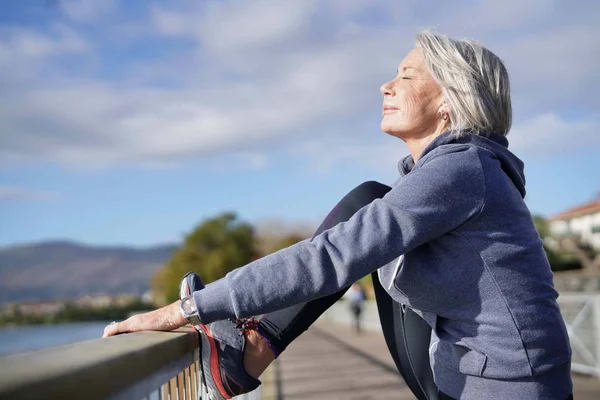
[388,255,404,291]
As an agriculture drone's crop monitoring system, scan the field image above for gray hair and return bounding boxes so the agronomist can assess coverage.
[416,31,512,136]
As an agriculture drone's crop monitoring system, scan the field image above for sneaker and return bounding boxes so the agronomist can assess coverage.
[180,271,205,298]
[179,272,261,399]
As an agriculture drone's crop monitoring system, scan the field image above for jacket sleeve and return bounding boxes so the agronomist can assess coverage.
[194,145,486,323]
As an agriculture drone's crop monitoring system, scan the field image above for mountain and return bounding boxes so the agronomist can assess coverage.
[0,240,177,303]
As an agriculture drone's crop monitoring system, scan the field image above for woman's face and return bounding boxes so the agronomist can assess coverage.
[380,48,445,139]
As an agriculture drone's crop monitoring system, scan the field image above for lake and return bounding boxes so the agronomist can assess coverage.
[0,321,111,356]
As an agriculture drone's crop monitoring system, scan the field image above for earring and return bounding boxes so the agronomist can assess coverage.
[439,111,448,120]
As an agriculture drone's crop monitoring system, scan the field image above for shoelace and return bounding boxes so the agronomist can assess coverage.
[229,317,280,359]
[231,317,260,336]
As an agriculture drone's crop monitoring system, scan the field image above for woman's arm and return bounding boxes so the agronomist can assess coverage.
[194,145,485,323]
[103,145,486,337]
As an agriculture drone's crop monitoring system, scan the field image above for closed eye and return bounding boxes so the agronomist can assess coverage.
[401,76,411,80]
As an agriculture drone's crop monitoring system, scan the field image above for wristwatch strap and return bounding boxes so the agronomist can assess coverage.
[188,314,201,326]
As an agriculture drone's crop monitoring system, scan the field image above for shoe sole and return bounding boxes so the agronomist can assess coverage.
[199,324,232,399]
[179,273,226,399]
[180,271,196,299]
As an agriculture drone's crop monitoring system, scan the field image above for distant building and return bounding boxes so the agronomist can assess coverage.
[141,290,154,304]
[17,301,65,316]
[114,294,138,307]
[549,199,600,250]
[75,295,113,309]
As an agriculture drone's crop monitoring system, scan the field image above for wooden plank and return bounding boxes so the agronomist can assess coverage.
[190,365,197,400]
[177,371,185,400]
[183,367,190,400]
[169,377,178,400]
[161,382,169,400]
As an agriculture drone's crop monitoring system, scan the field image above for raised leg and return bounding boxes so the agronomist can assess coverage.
[257,181,392,354]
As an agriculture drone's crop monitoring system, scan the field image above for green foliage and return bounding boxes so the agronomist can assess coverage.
[531,214,582,272]
[152,212,258,305]
[358,273,373,300]
[0,299,151,326]
[532,215,551,239]
[266,234,305,255]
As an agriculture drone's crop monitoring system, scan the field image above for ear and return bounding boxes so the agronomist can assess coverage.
[437,100,450,121]
[437,100,448,115]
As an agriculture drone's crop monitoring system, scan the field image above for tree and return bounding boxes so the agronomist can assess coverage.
[152,212,257,305]
[532,215,551,239]
[266,234,306,255]
[554,238,599,273]
[532,214,586,272]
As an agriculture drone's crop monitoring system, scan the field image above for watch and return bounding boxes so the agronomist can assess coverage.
[180,295,201,326]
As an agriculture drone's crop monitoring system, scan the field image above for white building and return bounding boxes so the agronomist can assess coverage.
[549,200,600,251]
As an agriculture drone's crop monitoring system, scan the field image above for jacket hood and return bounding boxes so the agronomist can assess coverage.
[397,131,526,198]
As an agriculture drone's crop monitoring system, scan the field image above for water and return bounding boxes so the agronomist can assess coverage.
[0,321,111,356]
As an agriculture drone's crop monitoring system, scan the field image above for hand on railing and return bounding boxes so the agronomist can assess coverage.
[102,300,187,338]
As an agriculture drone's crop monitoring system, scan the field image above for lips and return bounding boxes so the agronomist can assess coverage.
[382,105,399,114]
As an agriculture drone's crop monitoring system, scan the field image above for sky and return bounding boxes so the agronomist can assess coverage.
[0,0,599,247]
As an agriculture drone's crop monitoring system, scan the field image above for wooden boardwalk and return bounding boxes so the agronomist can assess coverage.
[261,321,600,399]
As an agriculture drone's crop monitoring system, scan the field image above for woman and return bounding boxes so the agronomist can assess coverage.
[103,31,573,400]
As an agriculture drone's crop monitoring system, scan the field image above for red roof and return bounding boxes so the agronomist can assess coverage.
[548,199,600,221]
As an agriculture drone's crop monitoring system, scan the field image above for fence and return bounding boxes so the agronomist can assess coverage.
[0,326,262,400]
[321,294,600,377]
[557,293,600,376]
[1,295,597,400]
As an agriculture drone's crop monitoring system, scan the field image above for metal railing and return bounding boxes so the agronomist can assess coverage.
[557,293,600,376]
[0,326,262,400]
[321,294,600,377]
[1,295,597,399]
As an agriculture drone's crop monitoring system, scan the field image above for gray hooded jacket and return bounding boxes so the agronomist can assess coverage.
[194,132,573,399]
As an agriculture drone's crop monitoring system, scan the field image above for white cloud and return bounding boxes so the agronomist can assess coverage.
[445,0,556,33]
[207,151,270,173]
[0,24,89,61]
[0,25,401,166]
[151,7,195,38]
[295,133,408,173]
[197,0,317,54]
[509,114,600,156]
[493,25,600,113]
[152,0,317,54]
[0,185,59,201]
[60,0,117,23]
[0,0,598,170]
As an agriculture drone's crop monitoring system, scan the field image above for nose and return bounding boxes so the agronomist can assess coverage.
[380,80,394,96]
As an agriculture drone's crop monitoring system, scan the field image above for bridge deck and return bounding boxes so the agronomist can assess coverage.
[261,321,600,399]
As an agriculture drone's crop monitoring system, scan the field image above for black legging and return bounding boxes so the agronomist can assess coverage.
[258,181,441,400]
[258,181,391,353]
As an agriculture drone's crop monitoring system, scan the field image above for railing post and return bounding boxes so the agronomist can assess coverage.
[594,294,600,375]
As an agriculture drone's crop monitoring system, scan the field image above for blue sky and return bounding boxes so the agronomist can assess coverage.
[1,0,599,247]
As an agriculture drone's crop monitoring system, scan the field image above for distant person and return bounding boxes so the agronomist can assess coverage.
[346,282,366,333]
[104,31,573,400]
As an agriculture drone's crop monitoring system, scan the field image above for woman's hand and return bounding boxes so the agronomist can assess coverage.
[102,300,188,338]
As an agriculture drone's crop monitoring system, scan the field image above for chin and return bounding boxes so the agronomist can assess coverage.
[380,121,403,137]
